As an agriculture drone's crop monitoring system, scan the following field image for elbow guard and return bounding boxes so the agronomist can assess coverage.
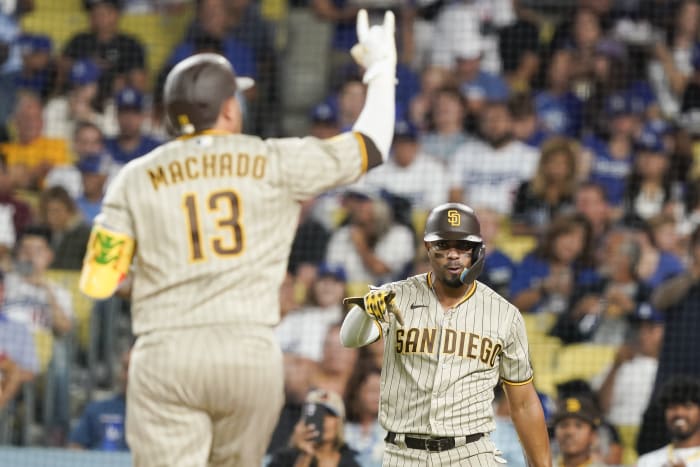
[79,224,135,300]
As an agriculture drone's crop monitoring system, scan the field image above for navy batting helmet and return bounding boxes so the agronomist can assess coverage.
[424,203,486,284]
[163,53,254,136]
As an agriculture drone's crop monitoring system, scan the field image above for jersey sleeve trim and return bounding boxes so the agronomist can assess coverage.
[501,375,534,386]
[353,132,382,171]
[353,131,368,173]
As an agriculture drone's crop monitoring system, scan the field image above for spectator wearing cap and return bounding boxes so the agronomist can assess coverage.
[275,263,348,364]
[580,92,639,211]
[309,102,340,139]
[44,58,110,142]
[75,152,111,224]
[105,87,161,164]
[268,388,360,467]
[16,33,55,101]
[452,38,510,116]
[638,376,700,466]
[534,49,584,138]
[448,101,540,215]
[0,0,33,124]
[418,85,469,167]
[362,119,448,212]
[622,128,674,223]
[552,396,607,467]
[591,302,664,464]
[0,91,70,190]
[325,185,415,285]
[61,0,147,104]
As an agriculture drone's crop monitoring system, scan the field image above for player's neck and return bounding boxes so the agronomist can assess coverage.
[430,274,474,308]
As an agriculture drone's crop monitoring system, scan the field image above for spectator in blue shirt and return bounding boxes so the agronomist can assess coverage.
[511,214,599,314]
[583,92,639,209]
[454,39,509,116]
[105,87,161,164]
[476,207,515,299]
[76,154,110,224]
[16,34,55,101]
[534,49,583,138]
[69,347,130,451]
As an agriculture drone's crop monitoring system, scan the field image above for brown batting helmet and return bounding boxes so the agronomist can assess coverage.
[424,203,485,284]
[163,53,254,136]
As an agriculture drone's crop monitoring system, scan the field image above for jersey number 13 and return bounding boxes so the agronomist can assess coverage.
[181,190,245,262]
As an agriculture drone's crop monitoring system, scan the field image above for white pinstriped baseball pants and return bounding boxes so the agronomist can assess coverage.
[383,434,503,466]
[126,324,284,467]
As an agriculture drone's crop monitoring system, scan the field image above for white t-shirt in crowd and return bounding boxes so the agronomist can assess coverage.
[362,152,449,211]
[638,444,700,467]
[449,139,539,215]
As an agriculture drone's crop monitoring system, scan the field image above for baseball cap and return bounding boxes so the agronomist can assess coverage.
[629,302,664,324]
[18,34,52,55]
[343,183,380,202]
[305,389,345,419]
[317,262,347,282]
[552,396,601,427]
[635,129,665,154]
[70,59,100,86]
[454,37,482,61]
[310,102,337,125]
[394,119,418,140]
[83,0,121,11]
[605,92,635,118]
[116,87,144,111]
[77,154,112,175]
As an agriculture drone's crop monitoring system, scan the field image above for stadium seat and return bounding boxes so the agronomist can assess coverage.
[551,343,617,385]
[21,12,88,52]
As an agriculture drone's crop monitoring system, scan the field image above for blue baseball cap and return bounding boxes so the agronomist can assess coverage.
[635,129,665,153]
[629,302,664,323]
[316,262,347,282]
[18,34,52,55]
[115,87,144,111]
[70,59,100,86]
[77,154,112,175]
[310,102,337,125]
[394,119,418,140]
[605,92,643,118]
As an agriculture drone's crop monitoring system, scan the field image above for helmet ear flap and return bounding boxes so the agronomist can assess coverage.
[459,243,486,285]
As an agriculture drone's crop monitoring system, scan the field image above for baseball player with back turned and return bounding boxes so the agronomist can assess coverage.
[341,202,552,466]
[78,9,396,467]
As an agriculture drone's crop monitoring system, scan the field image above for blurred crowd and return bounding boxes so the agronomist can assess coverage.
[1,0,700,465]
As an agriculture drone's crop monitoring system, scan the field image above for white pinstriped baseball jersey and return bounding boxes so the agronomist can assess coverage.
[377,273,533,436]
[97,131,369,335]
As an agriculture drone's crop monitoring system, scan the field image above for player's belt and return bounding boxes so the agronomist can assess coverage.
[385,431,484,452]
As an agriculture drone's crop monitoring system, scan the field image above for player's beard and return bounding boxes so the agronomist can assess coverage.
[669,417,700,441]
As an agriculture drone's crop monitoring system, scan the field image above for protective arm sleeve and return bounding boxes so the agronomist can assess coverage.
[352,74,395,162]
[79,224,135,300]
[339,305,382,348]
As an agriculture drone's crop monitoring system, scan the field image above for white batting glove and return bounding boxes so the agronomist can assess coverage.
[350,9,397,84]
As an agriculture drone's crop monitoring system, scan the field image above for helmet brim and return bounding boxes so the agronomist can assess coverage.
[424,232,483,242]
[236,77,255,92]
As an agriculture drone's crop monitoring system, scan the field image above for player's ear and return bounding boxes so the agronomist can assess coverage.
[220,96,242,133]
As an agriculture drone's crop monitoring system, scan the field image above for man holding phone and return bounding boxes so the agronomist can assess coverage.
[268,388,361,467]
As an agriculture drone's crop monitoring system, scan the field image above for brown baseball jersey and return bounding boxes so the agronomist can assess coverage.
[377,273,533,437]
[98,131,373,335]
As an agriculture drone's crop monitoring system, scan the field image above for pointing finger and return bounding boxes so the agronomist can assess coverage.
[383,10,395,37]
[356,9,369,42]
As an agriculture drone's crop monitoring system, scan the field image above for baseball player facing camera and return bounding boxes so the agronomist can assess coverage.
[78,9,396,467]
[341,202,552,466]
